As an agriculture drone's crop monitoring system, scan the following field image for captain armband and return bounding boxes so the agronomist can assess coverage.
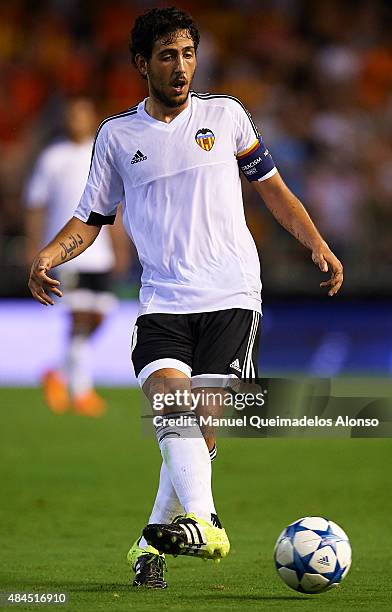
[237,138,276,182]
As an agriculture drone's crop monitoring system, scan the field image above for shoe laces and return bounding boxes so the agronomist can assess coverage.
[173,513,223,529]
[172,514,195,525]
[144,553,167,578]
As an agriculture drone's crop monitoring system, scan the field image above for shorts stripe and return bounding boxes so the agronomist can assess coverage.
[249,313,258,378]
[242,311,257,379]
[248,312,260,378]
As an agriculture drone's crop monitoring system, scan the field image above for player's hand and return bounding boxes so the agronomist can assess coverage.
[28,255,62,306]
[311,242,343,296]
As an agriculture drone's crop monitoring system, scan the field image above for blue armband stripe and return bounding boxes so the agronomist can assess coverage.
[237,138,276,182]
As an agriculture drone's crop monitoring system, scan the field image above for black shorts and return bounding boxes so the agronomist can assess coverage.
[131,308,260,385]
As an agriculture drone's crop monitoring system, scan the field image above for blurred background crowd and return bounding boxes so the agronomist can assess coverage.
[0,0,391,298]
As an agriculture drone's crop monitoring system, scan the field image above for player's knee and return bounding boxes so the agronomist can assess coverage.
[143,368,192,414]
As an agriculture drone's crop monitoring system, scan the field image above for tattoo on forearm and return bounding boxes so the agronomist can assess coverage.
[59,233,84,261]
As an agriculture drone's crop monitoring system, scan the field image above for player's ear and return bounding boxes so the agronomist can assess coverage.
[135,54,148,79]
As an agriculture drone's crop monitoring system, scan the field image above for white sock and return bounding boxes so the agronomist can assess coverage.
[148,462,183,523]
[155,411,216,523]
[65,334,93,397]
[139,445,218,549]
[139,462,183,549]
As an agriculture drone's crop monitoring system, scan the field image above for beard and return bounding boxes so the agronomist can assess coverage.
[149,77,192,108]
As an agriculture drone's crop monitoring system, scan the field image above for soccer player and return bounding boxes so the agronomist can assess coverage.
[27,8,343,588]
[25,97,128,417]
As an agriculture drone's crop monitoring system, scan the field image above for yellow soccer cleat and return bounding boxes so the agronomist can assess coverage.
[143,513,230,561]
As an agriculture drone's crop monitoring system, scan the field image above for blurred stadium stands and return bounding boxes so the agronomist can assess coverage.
[0,0,391,378]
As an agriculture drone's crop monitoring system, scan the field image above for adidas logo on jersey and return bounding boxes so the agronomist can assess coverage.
[131,150,147,164]
[229,359,241,372]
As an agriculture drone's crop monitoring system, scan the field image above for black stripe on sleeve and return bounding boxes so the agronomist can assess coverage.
[86,211,116,226]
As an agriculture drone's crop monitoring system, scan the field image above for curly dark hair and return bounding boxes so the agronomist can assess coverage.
[129,6,200,66]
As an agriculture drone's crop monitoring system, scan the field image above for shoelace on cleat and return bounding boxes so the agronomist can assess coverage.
[172,513,223,530]
[143,553,167,580]
[172,514,186,524]
[172,515,197,526]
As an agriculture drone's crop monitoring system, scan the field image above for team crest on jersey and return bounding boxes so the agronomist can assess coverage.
[195,128,215,151]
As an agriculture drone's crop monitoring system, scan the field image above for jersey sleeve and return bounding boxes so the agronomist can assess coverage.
[229,98,277,182]
[25,151,52,209]
[74,123,124,226]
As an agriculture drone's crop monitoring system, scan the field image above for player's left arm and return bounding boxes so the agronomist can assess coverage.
[231,98,343,295]
[252,172,344,296]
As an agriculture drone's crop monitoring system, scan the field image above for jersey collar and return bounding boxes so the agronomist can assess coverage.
[138,95,192,129]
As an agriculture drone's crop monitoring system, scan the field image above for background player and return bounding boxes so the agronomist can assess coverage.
[27,7,343,589]
[25,97,129,417]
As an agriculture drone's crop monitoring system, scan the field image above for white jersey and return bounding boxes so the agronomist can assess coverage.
[25,139,114,273]
[75,93,277,314]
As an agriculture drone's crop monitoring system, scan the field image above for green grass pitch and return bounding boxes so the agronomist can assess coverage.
[1,387,391,611]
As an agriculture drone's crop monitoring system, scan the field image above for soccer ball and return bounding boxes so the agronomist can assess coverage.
[274,516,352,594]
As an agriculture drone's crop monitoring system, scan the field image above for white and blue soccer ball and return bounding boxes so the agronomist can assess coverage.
[274,516,352,594]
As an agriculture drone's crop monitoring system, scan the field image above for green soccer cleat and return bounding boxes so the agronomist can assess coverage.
[127,537,167,589]
[143,513,230,561]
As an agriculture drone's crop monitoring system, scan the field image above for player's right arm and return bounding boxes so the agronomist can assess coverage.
[28,217,101,305]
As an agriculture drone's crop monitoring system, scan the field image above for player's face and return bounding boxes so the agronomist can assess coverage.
[65,99,96,142]
[145,30,197,108]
